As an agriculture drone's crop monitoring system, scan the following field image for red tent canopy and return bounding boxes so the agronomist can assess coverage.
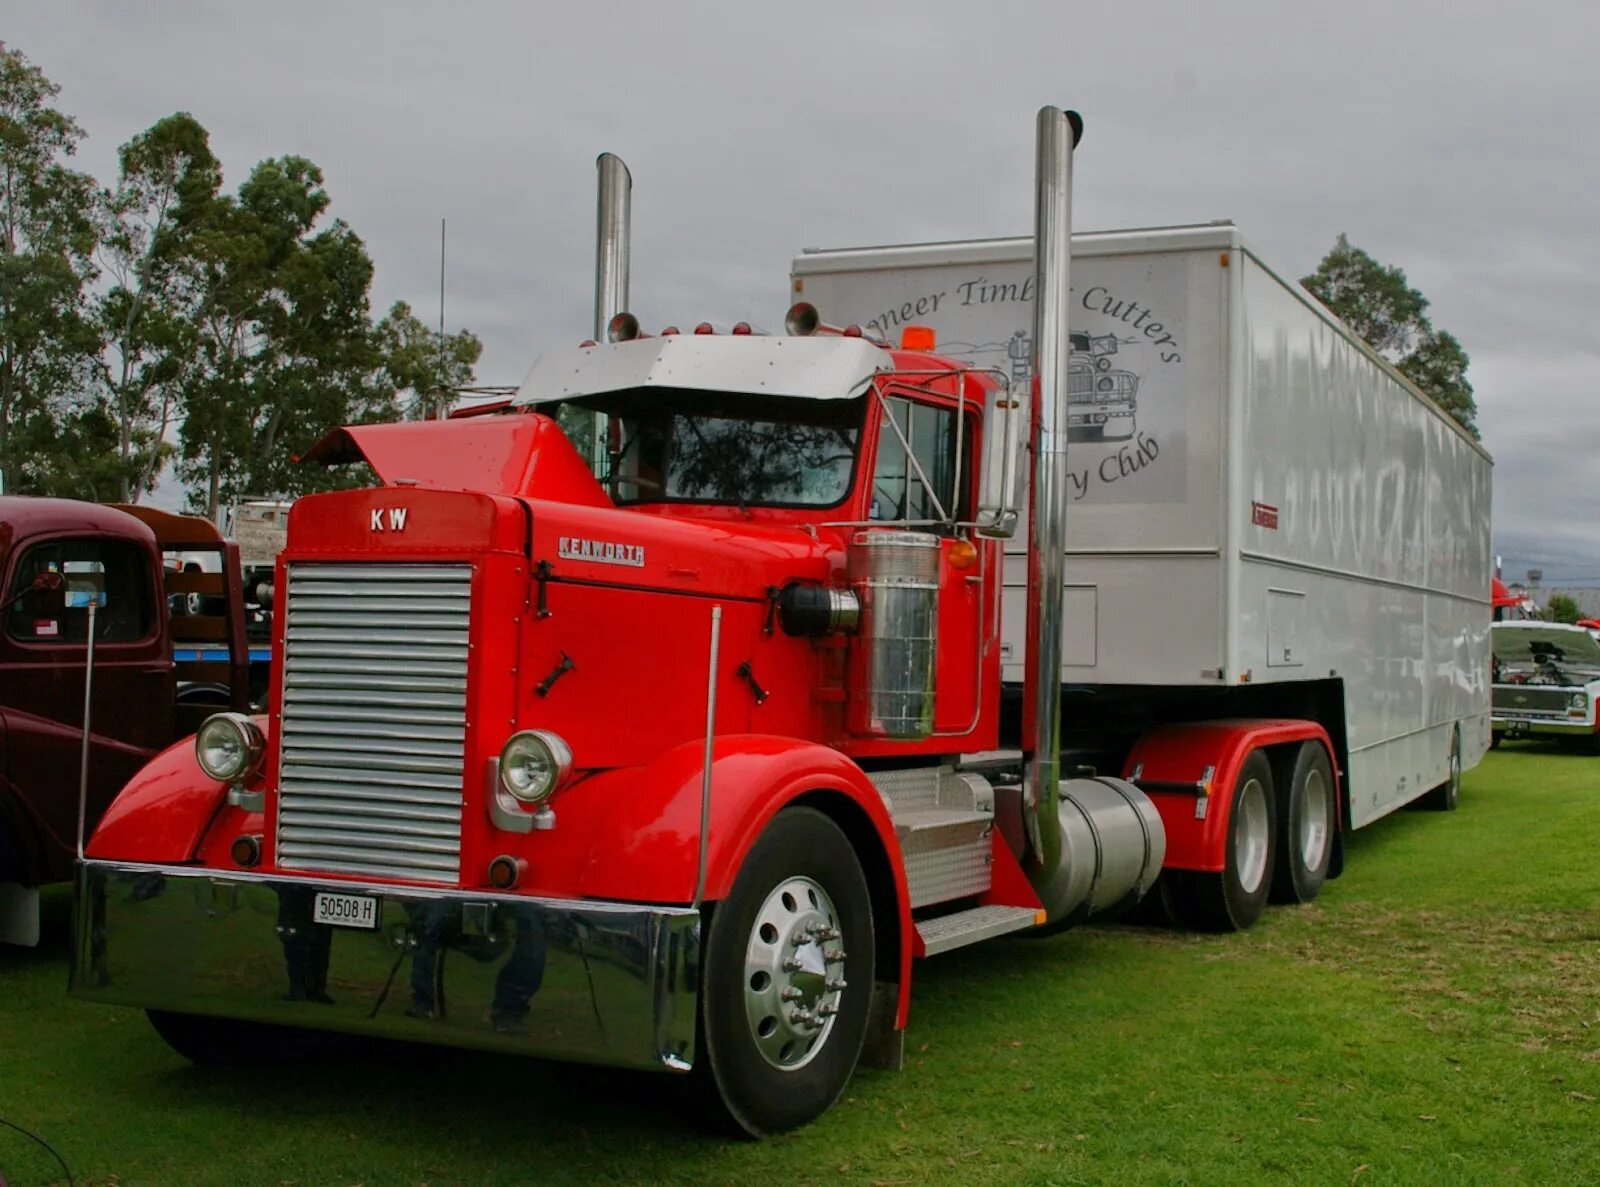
[1491,577,1522,609]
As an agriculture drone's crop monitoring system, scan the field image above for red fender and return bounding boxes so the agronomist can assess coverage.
[86,735,228,863]
[1122,719,1340,873]
[574,734,914,1027]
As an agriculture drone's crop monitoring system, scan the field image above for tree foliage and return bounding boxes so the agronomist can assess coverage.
[375,300,484,419]
[1545,593,1580,625]
[1302,234,1479,440]
[0,43,101,495]
[1,42,484,509]
[96,111,220,501]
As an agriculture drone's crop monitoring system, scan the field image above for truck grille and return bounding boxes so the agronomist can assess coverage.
[1492,686,1571,717]
[276,563,471,884]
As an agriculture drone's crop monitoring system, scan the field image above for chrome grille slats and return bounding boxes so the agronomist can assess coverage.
[276,562,471,884]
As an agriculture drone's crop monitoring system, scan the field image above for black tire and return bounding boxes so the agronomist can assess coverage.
[1418,725,1462,812]
[693,807,875,1137]
[1489,731,1502,751]
[1268,742,1335,905]
[146,1010,347,1066]
[1164,750,1276,932]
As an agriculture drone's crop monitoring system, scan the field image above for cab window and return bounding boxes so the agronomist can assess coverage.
[4,539,153,644]
[869,396,970,525]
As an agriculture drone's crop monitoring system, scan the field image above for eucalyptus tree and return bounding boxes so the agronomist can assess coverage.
[1302,234,1478,439]
[96,112,221,501]
[0,43,100,495]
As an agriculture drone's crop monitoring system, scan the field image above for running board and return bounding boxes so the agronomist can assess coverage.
[916,904,1042,956]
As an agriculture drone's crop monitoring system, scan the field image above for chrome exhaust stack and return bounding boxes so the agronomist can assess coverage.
[594,152,632,340]
[1023,107,1164,923]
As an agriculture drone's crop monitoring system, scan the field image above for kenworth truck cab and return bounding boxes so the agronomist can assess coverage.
[72,109,1484,1135]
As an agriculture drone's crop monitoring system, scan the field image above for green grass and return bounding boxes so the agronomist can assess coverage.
[5,743,1600,1186]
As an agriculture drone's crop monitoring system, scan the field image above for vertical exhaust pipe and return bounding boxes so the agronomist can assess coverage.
[594,153,632,340]
[1022,106,1083,881]
[1020,108,1166,926]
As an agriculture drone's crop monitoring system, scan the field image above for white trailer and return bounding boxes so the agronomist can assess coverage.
[793,224,1492,830]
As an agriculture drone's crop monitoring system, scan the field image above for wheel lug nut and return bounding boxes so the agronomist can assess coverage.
[825,977,847,991]
[782,957,801,972]
[781,986,803,1001]
[824,948,846,963]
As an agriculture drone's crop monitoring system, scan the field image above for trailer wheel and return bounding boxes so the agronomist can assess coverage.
[146,1010,348,1066]
[694,806,874,1138]
[1164,750,1276,932]
[1269,742,1334,904]
[1418,726,1462,811]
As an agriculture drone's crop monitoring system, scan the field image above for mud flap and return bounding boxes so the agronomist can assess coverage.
[858,980,904,1071]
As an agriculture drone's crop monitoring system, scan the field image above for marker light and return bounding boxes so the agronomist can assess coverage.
[195,713,266,783]
[947,539,979,570]
[901,325,936,351]
[731,322,753,336]
[694,322,715,335]
[499,730,573,804]
[660,325,680,335]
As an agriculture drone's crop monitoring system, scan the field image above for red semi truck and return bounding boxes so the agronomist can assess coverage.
[70,110,1489,1135]
[1,498,249,945]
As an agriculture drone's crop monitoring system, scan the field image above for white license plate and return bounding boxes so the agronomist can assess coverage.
[313,891,379,930]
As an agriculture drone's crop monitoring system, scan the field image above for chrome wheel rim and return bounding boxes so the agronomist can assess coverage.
[743,876,846,1071]
[1300,768,1329,871]
[1236,778,1270,894]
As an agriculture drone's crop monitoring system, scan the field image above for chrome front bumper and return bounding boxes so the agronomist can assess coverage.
[1493,715,1597,738]
[71,861,700,1072]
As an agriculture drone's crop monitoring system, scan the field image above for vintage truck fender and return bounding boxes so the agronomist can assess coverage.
[1123,719,1341,874]
[574,734,915,1027]
[85,735,230,863]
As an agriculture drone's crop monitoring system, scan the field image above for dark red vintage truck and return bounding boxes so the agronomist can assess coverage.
[0,497,251,945]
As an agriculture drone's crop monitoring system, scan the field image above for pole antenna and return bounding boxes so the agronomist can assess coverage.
[436,217,447,419]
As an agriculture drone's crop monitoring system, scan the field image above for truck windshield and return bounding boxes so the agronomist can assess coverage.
[559,389,863,508]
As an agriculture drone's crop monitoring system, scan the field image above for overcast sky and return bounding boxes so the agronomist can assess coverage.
[13,0,1600,588]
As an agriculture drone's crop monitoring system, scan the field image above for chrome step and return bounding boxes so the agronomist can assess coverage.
[916,905,1041,956]
[894,807,992,847]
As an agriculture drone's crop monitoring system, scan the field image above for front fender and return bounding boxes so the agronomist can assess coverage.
[86,735,228,863]
[572,733,914,1028]
[575,734,903,905]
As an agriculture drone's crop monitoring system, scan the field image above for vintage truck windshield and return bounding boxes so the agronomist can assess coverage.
[558,389,863,508]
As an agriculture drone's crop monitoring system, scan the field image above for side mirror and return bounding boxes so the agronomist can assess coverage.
[1,570,65,616]
[973,376,1025,540]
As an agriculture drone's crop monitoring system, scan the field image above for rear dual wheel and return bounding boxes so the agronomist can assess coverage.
[1269,742,1336,905]
[1164,751,1276,932]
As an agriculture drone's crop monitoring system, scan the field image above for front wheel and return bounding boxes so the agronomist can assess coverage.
[1164,750,1277,932]
[694,806,875,1137]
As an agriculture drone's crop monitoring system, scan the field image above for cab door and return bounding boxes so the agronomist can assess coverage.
[866,392,984,733]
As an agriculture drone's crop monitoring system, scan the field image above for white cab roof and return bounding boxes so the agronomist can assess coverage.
[513,334,892,406]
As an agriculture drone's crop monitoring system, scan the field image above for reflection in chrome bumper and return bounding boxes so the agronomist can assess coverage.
[71,861,700,1073]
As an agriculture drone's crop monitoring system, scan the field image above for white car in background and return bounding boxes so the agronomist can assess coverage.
[1491,622,1600,751]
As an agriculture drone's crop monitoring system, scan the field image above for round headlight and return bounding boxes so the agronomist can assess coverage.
[499,730,573,804]
[195,713,265,783]
[1095,356,1112,372]
[1097,376,1114,391]
[1569,691,1589,711]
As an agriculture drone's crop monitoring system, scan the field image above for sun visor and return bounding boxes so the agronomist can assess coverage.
[513,335,890,406]
[300,414,611,505]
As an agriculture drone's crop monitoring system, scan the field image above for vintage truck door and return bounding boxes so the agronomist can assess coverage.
[0,529,173,884]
